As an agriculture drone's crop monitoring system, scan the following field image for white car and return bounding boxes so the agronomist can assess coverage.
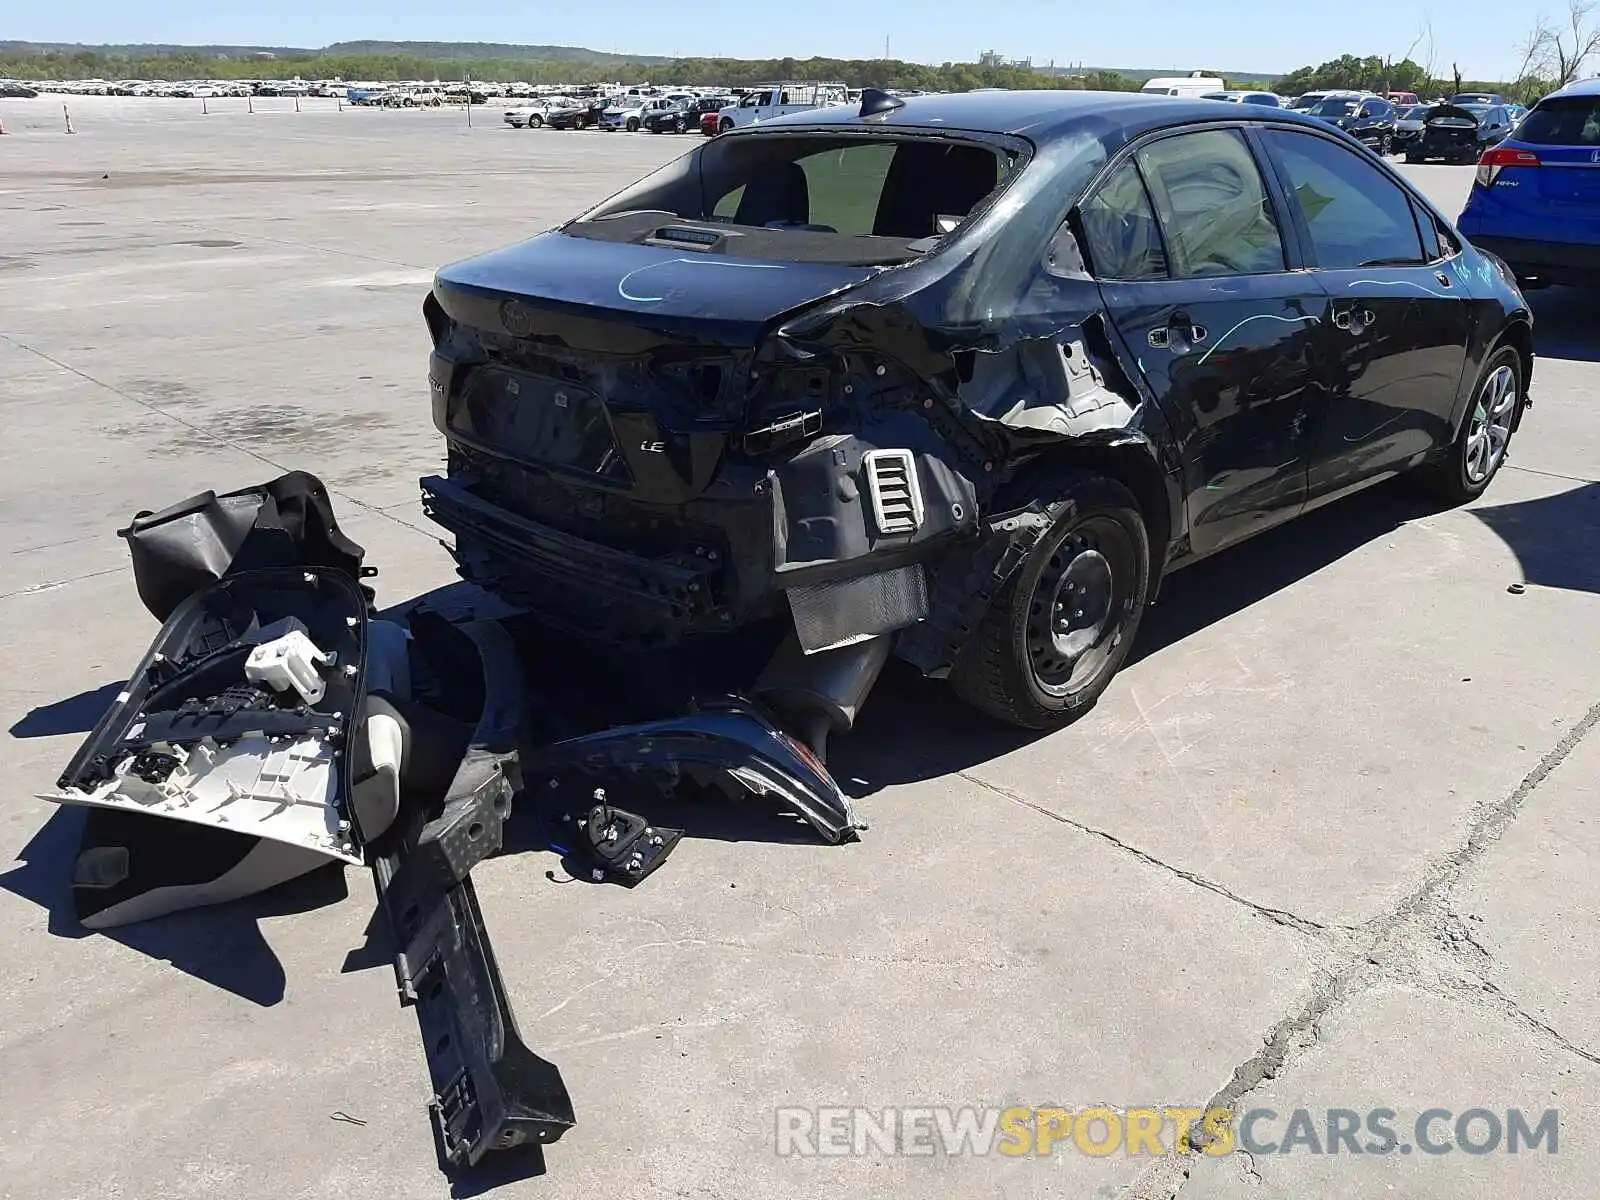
[713,82,850,133]
[600,93,695,132]
[502,98,576,128]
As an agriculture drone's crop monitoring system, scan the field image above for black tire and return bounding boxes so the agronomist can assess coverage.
[626,117,640,132]
[1414,343,1524,505]
[528,113,543,128]
[674,116,686,133]
[950,472,1150,730]
[719,117,734,133]
[1403,150,1419,163]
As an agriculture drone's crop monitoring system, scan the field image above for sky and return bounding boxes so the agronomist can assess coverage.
[0,0,1535,81]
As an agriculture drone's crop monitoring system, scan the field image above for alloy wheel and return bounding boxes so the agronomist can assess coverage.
[1464,363,1517,484]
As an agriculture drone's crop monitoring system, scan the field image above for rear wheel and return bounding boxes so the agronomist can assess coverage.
[1414,344,1524,504]
[950,473,1150,730]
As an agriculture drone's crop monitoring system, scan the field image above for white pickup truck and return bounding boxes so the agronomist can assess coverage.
[713,82,851,133]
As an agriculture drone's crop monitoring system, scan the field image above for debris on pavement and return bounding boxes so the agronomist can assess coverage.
[39,470,866,1180]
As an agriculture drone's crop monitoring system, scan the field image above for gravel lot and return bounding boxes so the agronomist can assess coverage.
[2,94,1598,1200]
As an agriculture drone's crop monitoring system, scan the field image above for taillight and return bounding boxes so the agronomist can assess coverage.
[1476,147,1540,188]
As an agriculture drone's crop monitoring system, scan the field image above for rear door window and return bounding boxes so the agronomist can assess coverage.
[1262,130,1426,268]
[1134,129,1286,277]
[1078,160,1169,280]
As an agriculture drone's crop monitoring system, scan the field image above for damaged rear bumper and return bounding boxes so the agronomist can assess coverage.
[422,422,976,655]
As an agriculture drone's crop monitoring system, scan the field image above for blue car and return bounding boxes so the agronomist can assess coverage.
[1459,79,1600,287]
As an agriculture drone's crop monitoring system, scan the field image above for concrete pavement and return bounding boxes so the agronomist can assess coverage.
[1,95,1596,1199]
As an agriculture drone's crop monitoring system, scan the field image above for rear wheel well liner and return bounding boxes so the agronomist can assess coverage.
[1498,317,1534,402]
[1005,442,1175,588]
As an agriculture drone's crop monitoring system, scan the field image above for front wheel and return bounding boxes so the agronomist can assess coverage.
[1414,343,1524,504]
[626,117,640,132]
[719,117,734,133]
[674,116,686,133]
[528,113,543,128]
[950,473,1150,730]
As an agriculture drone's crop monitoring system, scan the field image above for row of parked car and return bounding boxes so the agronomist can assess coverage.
[505,83,886,136]
[1188,87,1531,165]
[1281,90,1529,162]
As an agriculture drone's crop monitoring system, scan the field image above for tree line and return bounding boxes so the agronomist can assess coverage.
[1273,3,1600,104]
[16,35,1598,102]
[0,48,1208,94]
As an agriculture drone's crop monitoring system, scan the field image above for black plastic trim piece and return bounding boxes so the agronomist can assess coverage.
[369,617,575,1168]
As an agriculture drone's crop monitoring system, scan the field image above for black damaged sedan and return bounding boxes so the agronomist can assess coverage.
[420,90,1533,737]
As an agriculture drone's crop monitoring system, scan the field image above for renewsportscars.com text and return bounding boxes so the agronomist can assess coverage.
[774,1106,1560,1157]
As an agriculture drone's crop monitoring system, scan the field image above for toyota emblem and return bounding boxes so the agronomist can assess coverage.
[500,299,534,337]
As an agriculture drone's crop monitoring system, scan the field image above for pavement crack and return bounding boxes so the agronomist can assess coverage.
[956,770,1332,936]
[1373,697,1600,935]
[1119,696,1600,1200]
[0,565,124,601]
[1238,1147,1263,1184]
[1505,463,1600,485]
[0,330,430,540]
[1481,979,1600,1069]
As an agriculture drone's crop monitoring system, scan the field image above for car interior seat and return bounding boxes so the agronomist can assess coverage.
[872,142,1000,239]
[734,161,812,227]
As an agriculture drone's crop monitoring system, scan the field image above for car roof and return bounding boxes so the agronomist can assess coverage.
[755,89,1331,139]
[1548,77,1600,97]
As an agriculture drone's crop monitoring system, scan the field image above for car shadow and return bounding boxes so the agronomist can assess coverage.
[1529,287,1600,364]
[12,473,1574,999]
[832,477,1440,794]
[9,680,126,739]
[1471,479,1600,595]
[0,803,349,1006]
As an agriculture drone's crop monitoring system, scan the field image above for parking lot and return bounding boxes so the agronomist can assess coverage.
[2,95,1598,1200]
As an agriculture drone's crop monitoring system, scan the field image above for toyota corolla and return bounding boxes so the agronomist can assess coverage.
[418,89,1533,742]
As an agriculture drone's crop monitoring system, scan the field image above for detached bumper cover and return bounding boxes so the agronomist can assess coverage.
[535,698,865,844]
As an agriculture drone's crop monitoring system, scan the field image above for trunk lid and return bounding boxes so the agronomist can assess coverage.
[1523,144,1600,212]
[1422,104,1480,149]
[430,231,880,504]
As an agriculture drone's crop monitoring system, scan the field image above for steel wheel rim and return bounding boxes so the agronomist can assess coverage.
[1465,363,1517,484]
[1025,517,1134,697]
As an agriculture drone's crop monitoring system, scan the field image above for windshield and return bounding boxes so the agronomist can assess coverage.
[568,133,1022,266]
[1310,98,1360,117]
[1460,103,1489,115]
[1518,95,1600,145]
[1399,106,1428,120]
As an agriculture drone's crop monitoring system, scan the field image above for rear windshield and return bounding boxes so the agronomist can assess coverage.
[1311,99,1359,117]
[1518,96,1600,145]
[567,133,1021,265]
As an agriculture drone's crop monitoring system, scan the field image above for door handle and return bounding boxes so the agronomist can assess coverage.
[1333,306,1375,334]
[1435,271,1452,287]
[1148,311,1208,351]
